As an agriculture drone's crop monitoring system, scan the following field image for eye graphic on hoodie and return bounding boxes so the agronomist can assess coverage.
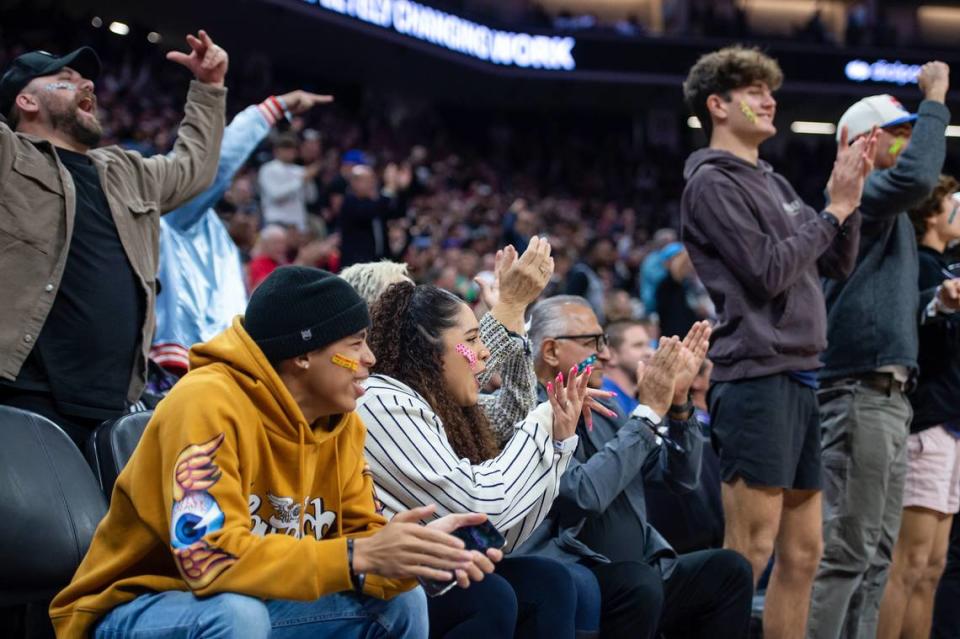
[169,433,237,588]
[171,492,225,549]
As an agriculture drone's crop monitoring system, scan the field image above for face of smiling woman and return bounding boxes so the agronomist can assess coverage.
[439,302,490,407]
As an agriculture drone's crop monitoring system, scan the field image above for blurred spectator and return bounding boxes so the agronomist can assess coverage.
[339,163,412,268]
[248,224,289,290]
[655,243,711,339]
[796,10,830,44]
[566,237,617,323]
[604,289,637,324]
[502,198,537,254]
[639,228,679,314]
[600,319,655,414]
[258,132,319,231]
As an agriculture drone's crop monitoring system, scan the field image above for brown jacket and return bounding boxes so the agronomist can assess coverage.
[0,80,226,403]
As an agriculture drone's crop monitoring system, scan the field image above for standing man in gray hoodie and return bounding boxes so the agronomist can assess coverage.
[680,46,876,639]
[807,62,952,639]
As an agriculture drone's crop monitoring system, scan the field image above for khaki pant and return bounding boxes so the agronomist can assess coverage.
[807,382,912,639]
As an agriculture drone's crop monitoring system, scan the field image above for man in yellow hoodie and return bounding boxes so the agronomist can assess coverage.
[50,266,499,638]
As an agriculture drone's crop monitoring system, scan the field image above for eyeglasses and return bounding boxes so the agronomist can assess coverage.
[552,333,609,352]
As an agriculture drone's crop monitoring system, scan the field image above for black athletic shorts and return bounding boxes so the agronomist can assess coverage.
[708,373,822,490]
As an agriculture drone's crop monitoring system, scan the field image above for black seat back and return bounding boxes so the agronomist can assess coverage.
[87,411,152,497]
[0,406,107,606]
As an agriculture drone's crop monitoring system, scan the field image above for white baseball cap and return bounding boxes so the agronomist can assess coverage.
[836,94,917,142]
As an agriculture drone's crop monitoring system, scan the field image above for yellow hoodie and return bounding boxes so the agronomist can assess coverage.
[50,317,413,638]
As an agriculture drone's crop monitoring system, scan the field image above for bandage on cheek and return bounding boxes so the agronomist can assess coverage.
[456,343,478,369]
[331,354,359,372]
[739,100,759,124]
[43,81,77,92]
[888,137,906,156]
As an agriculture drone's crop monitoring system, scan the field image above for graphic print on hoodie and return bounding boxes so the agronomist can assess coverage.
[50,316,412,639]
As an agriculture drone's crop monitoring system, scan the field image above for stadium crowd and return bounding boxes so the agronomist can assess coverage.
[1,6,960,639]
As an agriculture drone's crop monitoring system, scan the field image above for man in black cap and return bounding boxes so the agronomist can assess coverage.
[0,31,228,446]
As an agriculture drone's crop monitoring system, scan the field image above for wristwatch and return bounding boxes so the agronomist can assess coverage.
[819,210,841,230]
[346,538,366,593]
[668,399,694,420]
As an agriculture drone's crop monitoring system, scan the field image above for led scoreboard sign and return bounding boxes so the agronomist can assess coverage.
[302,0,577,71]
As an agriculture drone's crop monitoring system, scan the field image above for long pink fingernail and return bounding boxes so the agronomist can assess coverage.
[547,381,554,393]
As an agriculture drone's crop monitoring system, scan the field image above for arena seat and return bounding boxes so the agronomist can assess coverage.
[0,406,107,611]
[87,411,153,498]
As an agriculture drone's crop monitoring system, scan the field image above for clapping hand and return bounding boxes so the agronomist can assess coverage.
[635,337,684,417]
[547,366,591,441]
[826,125,879,222]
[481,237,554,333]
[670,321,712,406]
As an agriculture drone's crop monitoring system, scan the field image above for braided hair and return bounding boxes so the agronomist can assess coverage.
[368,282,499,463]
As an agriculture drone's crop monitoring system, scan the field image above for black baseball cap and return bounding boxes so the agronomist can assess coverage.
[0,47,101,116]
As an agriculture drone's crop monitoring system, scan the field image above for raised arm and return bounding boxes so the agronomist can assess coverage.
[859,63,950,221]
[137,31,228,212]
[163,104,271,231]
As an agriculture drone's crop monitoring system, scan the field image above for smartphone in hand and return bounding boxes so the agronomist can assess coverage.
[418,519,506,597]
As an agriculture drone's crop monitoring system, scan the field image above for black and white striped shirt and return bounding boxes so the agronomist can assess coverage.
[358,374,577,552]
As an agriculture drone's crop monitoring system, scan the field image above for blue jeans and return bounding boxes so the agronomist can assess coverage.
[94,588,428,638]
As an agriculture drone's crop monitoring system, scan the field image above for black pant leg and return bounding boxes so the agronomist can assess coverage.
[659,549,753,639]
[427,571,518,639]
[933,516,960,639]
[497,555,578,639]
[589,561,663,639]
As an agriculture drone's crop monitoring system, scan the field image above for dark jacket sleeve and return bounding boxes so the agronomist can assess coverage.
[690,179,838,299]
[555,417,659,518]
[816,211,863,279]
[859,100,950,222]
[641,415,703,494]
[555,412,702,518]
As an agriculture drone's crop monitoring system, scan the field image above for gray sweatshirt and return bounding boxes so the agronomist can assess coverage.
[681,149,862,381]
[820,100,950,379]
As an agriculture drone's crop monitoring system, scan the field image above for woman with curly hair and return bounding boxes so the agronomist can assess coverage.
[357,281,606,638]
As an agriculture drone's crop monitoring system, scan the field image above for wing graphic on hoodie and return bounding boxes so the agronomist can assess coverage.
[169,432,237,589]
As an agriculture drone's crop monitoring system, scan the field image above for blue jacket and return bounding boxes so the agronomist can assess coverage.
[821,100,950,379]
[517,387,701,578]
[153,105,272,368]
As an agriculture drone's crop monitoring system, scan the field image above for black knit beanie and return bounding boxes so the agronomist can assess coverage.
[245,266,369,362]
